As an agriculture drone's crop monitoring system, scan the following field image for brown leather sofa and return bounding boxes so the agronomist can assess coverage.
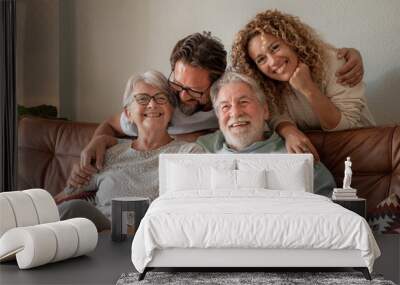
[18,116,400,216]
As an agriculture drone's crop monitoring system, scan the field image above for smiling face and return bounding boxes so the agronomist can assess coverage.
[124,81,173,132]
[248,33,299,82]
[171,60,212,115]
[215,81,268,150]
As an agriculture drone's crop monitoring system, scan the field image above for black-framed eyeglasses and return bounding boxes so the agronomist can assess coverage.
[133,93,170,105]
[168,71,210,99]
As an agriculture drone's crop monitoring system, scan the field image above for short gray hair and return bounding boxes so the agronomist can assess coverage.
[210,70,266,114]
[122,70,177,108]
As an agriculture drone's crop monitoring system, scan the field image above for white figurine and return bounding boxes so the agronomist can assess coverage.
[342,157,353,189]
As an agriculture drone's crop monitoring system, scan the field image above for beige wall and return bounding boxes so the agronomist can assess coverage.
[16,0,59,110]
[17,0,400,124]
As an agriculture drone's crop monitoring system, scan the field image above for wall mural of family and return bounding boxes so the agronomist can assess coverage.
[42,10,382,229]
[55,10,377,231]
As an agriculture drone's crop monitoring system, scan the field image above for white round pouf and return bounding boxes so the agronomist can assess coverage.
[0,219,98,269]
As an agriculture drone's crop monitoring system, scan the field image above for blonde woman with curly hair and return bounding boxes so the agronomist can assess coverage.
[231,10,375,159]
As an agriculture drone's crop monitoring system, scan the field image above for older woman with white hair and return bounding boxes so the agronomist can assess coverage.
[57,70,203,231]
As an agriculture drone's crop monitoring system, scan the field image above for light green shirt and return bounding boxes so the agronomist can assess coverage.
[197,130,336,197]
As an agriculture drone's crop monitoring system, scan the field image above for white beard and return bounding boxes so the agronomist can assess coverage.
[222,116,264,151]
[224,132,258,151]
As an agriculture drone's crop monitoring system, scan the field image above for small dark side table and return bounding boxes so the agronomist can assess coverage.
[332,198,366,218]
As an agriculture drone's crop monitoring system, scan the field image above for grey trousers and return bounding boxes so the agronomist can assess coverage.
[58,200,111,232]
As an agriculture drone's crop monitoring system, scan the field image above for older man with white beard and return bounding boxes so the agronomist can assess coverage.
[196,71,336,197]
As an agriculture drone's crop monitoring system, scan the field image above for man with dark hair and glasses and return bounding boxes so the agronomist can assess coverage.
[123,32,227,137]
[73,31,365,186]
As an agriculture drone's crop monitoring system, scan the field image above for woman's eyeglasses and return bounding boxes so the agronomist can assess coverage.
[133,93,170,105]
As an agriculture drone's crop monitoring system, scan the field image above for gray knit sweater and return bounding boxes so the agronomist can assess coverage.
[65,139,204,219]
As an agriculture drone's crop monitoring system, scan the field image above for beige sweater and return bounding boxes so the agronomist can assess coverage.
[269,49,376,132]
[65,139,204,219]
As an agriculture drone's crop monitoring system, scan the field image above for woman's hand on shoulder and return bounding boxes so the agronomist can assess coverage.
[80,135,117,171]
[289,62,319,97]
[277,122,320,161]
[284,128,320,161]
[336,48,364,87]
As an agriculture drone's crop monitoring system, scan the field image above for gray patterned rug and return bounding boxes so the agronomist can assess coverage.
[116,271,396,285]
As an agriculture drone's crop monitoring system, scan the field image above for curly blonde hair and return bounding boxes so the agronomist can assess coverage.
[231,10,329,113]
